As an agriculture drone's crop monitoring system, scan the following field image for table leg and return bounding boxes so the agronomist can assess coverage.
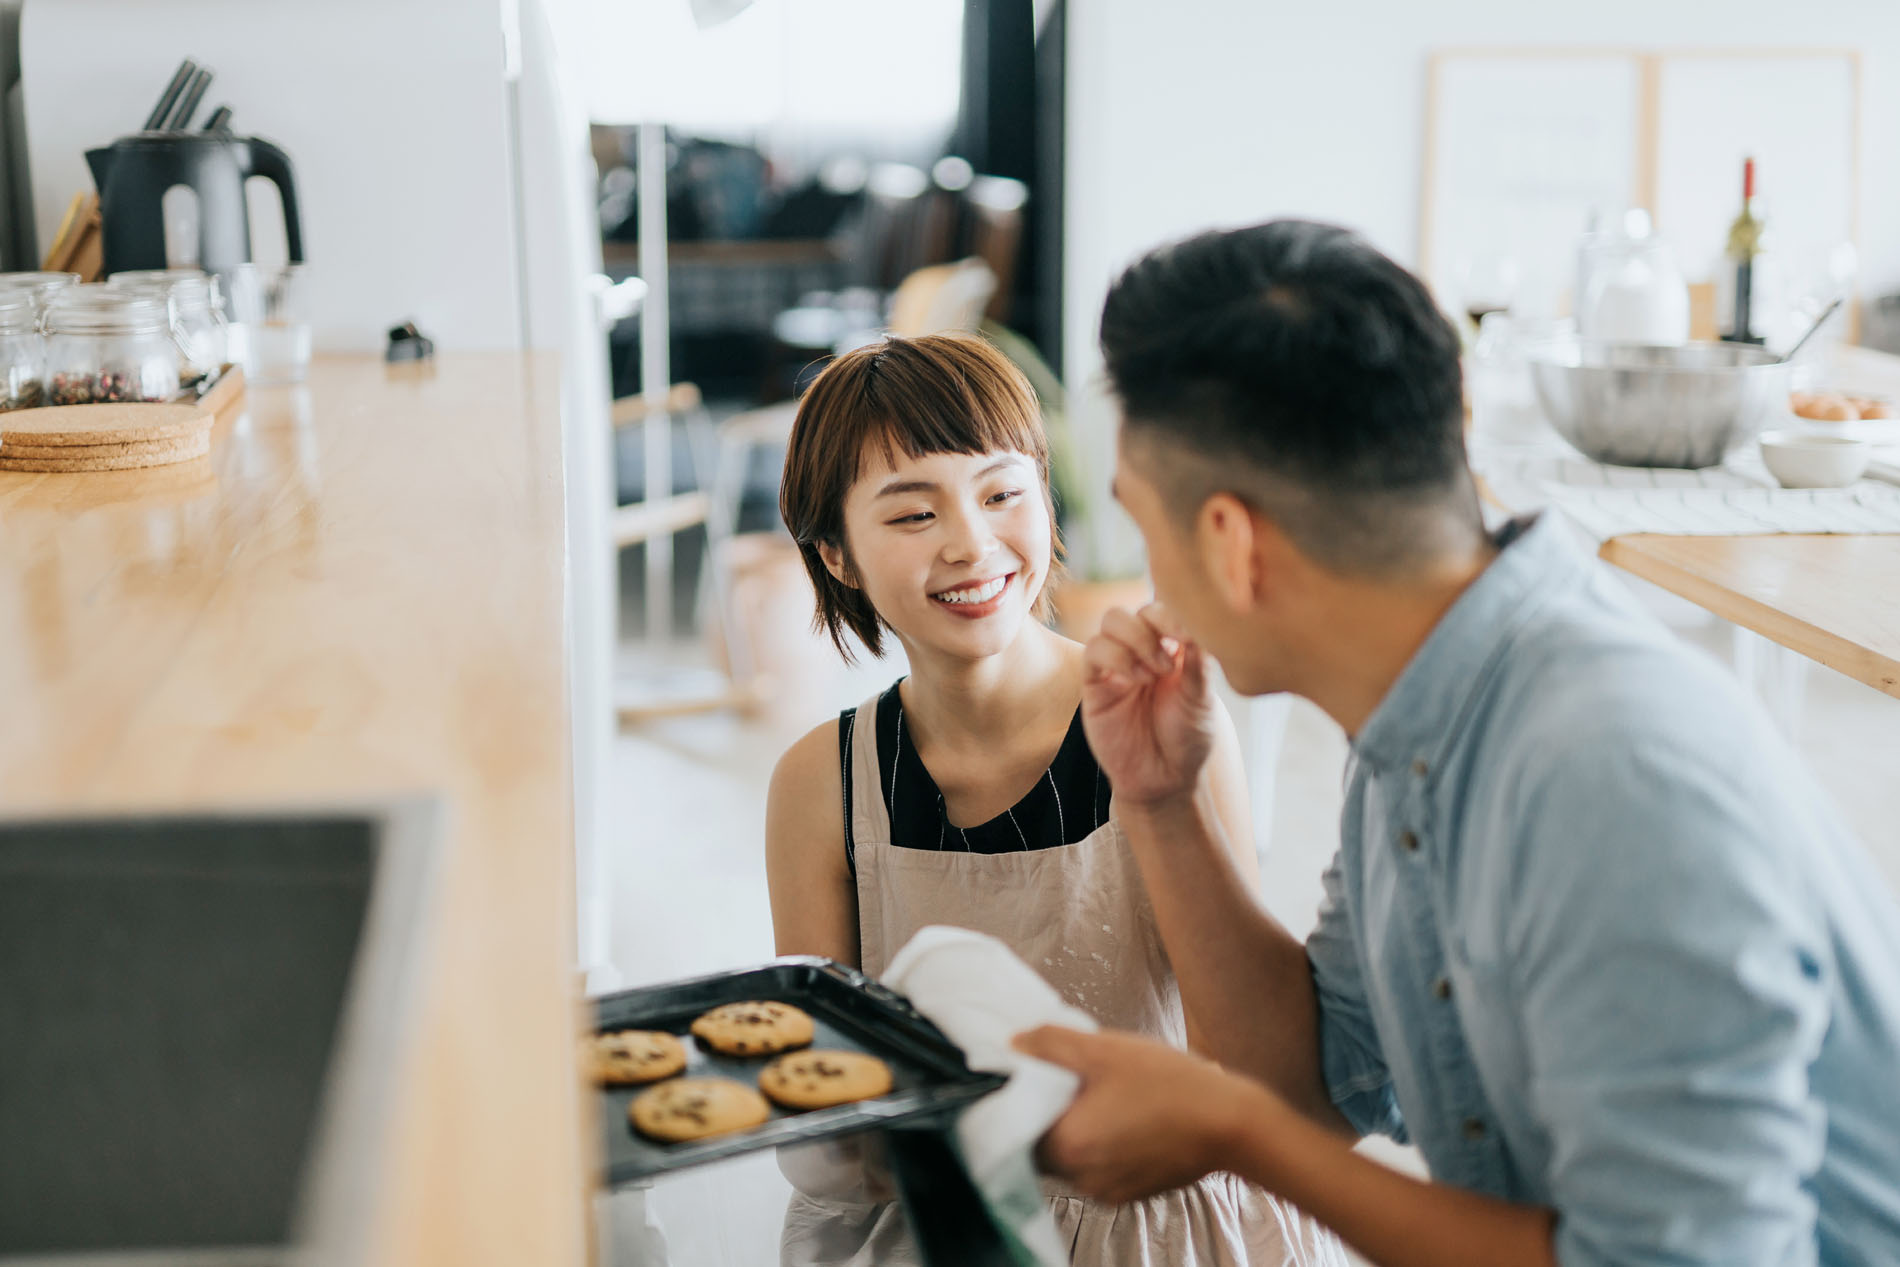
[1730,624,1810,736]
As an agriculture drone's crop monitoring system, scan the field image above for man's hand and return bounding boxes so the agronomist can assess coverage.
[1013,1025,1276,1203]
[1019,1026,1561,1267]
[1081,604,1219,808]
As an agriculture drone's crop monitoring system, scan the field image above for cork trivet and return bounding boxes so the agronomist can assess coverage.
[0,431,210,472]
[1,435,204,460]
[0,403,213,447]
[52,456,219,505]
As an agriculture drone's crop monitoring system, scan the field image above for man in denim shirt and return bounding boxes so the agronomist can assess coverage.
[1016,221,1900,1265]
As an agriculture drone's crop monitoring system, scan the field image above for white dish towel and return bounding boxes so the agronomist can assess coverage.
[883,925,1099,1267]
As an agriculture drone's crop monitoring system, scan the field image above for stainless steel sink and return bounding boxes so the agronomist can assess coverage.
[0,802,441,1267]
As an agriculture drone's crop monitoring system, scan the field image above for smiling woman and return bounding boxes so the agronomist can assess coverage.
[762,334,1346,1266]
[778,333,1061,663]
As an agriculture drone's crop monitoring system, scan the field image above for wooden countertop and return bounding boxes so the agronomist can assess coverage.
[0,355,586,1267]
[1594,344,1900,701]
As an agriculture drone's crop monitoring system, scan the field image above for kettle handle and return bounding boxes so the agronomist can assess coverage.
[243,138,305,263]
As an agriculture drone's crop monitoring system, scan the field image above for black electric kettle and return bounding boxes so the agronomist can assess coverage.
[85,132,304,276]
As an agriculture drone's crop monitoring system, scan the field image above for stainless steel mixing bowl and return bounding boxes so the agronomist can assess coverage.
[1525,340,1793,469]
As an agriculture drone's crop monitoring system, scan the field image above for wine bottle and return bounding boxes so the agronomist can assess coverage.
[1719,157,1765,345]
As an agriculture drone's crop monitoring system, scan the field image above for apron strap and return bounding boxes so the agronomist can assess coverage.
[846,693,891,868]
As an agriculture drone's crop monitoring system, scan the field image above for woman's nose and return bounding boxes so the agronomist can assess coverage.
[940,506,998,566]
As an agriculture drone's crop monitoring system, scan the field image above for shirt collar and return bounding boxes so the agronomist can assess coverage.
[1353,512,1583,775]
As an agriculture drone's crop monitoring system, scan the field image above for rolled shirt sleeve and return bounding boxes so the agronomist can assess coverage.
[1307,848,1408,1143]
[1506,734,1830,1266]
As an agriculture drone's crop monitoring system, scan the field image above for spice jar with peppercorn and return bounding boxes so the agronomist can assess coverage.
[42,284,182,405]
[0,271,80,317]
[107,269,230,390]
[0,289,46,411]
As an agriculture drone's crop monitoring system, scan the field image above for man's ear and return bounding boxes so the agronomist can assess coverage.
[1198,492,1264,611]
[817,539,857,589]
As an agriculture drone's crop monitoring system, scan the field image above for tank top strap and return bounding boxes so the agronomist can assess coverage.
[841,692,890,873]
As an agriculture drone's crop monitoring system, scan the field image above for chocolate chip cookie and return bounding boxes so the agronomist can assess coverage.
[758,1049,894,1110]
[689,1001,815,1056]
[592,1029,687,1085]
[629,1077,773,1142]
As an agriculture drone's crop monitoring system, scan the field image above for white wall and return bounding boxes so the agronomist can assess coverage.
[1064,0,1900,568]
[19,0,524,351]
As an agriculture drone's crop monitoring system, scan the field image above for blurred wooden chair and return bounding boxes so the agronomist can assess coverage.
[609,382,712,549]
[961,175,1028,323]
[886,258,998,338]
[614,384,800,725]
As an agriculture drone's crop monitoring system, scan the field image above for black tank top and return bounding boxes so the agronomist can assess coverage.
[839,681,1113,875]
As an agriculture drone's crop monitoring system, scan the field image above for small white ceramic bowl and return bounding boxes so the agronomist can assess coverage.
[1758,430,1872,489]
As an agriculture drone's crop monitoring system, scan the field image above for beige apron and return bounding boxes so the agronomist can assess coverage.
[779,695,1346,1267]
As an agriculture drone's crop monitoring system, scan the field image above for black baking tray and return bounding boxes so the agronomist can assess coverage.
[596,957,1006,1184]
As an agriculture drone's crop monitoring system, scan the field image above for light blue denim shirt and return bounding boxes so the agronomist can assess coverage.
[1307,512,1900,1266]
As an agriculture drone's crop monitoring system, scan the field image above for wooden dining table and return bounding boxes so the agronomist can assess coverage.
[1561,344,1900,702]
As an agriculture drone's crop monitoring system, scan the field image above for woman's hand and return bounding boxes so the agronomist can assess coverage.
[1080,603,1219,809]
[1013,1025,1277,1203]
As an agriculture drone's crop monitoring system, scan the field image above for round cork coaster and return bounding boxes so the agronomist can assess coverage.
[0,435,205,460]
[0,403,213,448]
[0,430,210,472]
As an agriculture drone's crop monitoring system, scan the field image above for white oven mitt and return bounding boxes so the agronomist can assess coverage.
[882,925,1098,1267]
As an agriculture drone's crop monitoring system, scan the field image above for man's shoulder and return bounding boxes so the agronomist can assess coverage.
[1483,580,1762,763]
[1456,590,1809,878]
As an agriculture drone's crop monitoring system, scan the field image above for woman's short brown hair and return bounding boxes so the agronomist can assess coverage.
[779,333,1061,660]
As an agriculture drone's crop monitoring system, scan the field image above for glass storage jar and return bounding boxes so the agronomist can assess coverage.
[0,271,80,318]
[43,284,181,405]
[0,289,45,411]
[108,269,230,388]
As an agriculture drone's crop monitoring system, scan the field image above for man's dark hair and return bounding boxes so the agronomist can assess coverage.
[1100,219,1481,575]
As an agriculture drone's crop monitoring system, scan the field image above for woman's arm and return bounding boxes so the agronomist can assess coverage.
[765,719,860,966]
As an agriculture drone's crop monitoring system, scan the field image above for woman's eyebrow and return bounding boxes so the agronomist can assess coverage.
[872,457,1026,499]
[874,478,938,498]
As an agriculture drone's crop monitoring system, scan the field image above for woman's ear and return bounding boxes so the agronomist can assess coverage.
[1198,492,1262,611]
[817,539,856,589]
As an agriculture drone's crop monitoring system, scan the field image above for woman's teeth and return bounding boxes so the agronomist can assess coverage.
[934,575,1008,605]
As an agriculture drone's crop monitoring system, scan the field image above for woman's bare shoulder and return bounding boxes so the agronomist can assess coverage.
[767,716,845,843]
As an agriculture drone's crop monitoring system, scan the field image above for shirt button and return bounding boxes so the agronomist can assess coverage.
[1462,1117,1487,1142]
[1412,758,1428,777]
[1432,976,1452,1001]
[1398,830,1420,853]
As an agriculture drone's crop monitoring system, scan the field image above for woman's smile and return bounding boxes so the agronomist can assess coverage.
[930,571,1015,616]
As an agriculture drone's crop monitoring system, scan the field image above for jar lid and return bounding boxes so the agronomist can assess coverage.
[0,271,81,306]
[108,270,222,316]
[107,268,205,287]
[43,283,170,335]
[0,288,34,332]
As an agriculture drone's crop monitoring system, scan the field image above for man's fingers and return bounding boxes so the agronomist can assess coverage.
[1141,601,1194,644]
[1178,640,1208,697]
[1013,1025,1098,1073]
[1083,627,1154,685]
[1099,606,1175,675]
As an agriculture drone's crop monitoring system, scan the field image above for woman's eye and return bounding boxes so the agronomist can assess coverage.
[889,512,933,526]
[988,489,1025,506]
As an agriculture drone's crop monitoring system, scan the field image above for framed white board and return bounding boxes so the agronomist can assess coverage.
[1422,52,1641,320]
[1422,47,1861,330]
